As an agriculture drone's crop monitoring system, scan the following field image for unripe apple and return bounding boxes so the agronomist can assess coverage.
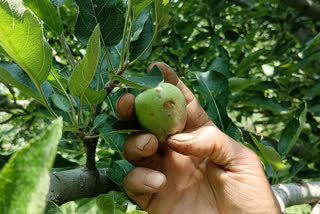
[135,82,187,143]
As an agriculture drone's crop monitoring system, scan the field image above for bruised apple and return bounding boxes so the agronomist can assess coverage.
[135,82,187,143]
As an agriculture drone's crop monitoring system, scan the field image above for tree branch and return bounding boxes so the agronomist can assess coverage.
[311,201,320,214]
[48,167,117,205]
[280,0,320,20]
[83,133,99,171]
[272,182,320,212]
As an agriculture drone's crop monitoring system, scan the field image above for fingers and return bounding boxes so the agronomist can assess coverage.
[124,167,167,209]
[124,133,162,169]
[147,62,210,129]
[116,93,135,121]
[168,123,259,170]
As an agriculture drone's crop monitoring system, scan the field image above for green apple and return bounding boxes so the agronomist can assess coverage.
[135,82,187,143]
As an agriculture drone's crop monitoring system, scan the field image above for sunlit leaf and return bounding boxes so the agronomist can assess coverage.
[228,77,262,93]
[69,25,101,99]
[250,133,285,171]
[133,0,153,18]
[23,0,62,35]
[154,0,170,29]
[0,0,52,85]
[0,119,63,214]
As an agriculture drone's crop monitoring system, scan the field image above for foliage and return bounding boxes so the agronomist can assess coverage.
[0,0,319,213]
[0,118,62,214]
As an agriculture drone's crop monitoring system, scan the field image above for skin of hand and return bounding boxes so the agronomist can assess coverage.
[116,62,281,214]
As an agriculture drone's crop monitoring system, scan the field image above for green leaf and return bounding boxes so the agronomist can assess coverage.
[132,5,152,41]
[106,160,134,190]
[51,92,70,112]
[130,15,154,60]
[303,81,320,100]
[0,155,11,170]
[278,103,307,156]
[96,194,126,214]
[52,153,79,168]
[0,0,53,85]
[83,87,107,105]
[225,122,243,143]
[0,118,63,214]
[163,0,169,5]
[245,96,288,112]
[236,49,267,75]
[228,77,262,93]
[93,114,108,129]
[308,104,320,113]
[111,65,164,90]
[60,198,102,214]
[0,45,8,57]
[45,201,63,214]
[23,0,62,35]
[207,57,231,78]
[98,116,127,154]
[69,25,101,99]
[0,62,53,105]
[250,133,285,171]
[289,161,306,179]
[154,0,170,29]
[75,0,125,46]
[48,69,68,92]
[133,0,153,18]
[304,33,320,55]
[193,71,229,132]
[109,46,121,71]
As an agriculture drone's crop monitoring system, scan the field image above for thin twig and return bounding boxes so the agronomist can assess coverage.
[120,0,133,70]
[59,33,76,68]
[0,113,26,125]
[83,131,99,170]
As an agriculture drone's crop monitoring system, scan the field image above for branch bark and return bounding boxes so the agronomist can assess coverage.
[83,134,99,171]
[280,0,320,20]
[311,201,320,214]
[48,167,117,205]
[272,182,320,212]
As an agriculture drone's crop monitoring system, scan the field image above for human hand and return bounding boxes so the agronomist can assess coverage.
[116,62,281,214]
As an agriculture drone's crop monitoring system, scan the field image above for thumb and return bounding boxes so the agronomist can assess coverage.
[167,124,251,169]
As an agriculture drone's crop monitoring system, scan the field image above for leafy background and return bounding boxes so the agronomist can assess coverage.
[0,0,319,213]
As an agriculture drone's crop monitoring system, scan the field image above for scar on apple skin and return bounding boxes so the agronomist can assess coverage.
[163,100,175,110]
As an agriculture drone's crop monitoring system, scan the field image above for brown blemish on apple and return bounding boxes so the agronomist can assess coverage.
[163,100,175,110]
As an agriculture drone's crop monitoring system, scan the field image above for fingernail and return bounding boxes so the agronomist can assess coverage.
[169,133,194,142]
[145,173,166,189]
[136,134,152,150]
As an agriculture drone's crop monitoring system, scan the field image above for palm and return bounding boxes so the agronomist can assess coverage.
[145,146,219,214]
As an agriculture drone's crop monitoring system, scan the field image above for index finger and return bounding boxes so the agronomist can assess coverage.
[147,62,211,130]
